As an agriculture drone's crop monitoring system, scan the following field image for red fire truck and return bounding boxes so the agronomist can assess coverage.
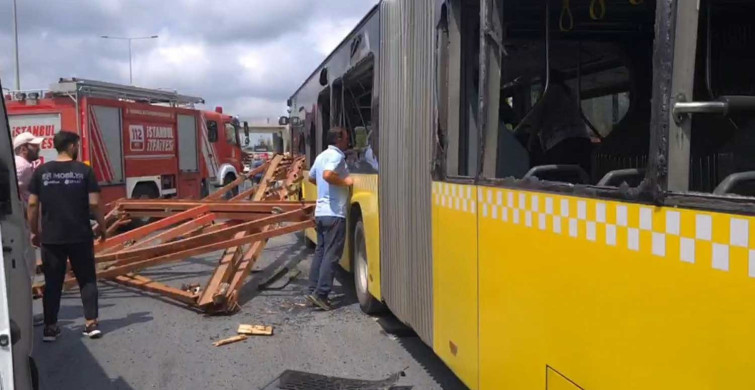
[5,78,246,206]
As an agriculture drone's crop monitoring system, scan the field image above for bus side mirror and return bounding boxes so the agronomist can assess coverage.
[278,116,290,126]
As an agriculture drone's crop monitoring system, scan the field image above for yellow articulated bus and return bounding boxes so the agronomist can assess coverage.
[287,1,755,389]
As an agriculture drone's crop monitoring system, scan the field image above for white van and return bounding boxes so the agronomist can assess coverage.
[0,80,37,389]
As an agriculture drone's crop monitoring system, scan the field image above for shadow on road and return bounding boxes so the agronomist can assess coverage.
[33,298,149,389]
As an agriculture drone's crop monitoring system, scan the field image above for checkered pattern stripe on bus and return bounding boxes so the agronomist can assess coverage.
[432,182,476,214]
[432,182,755,278]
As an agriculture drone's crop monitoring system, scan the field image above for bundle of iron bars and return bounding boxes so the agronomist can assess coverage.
[32,154,314,314]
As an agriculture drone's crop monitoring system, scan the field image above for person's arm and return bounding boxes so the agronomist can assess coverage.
[308,167,317,185]
[27,194,40,246]
[322,155,353,187]
[26,168,41,246]
[89,192,106,243]
[86,167,106,242]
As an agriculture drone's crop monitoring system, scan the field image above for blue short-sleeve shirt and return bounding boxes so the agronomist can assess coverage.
[309,146,350,218]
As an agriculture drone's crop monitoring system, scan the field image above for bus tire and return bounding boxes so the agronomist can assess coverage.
[352,219,384,315]
[128,183,159,229]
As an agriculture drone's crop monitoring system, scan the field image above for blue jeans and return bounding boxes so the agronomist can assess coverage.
[308,216,347,298]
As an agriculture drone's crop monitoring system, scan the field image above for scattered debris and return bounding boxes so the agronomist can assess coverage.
[32,155,313,314]
[237,324,273,336]
[213,335,248,347]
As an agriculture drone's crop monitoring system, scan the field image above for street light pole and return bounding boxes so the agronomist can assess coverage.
[100,35,159,85]
[12,0,20,90]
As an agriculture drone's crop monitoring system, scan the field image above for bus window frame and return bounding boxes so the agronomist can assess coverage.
[438,0,480,185]
[468,0,665,205]
[662,1,755,215]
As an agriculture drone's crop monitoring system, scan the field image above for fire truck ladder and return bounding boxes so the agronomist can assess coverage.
[49,78,205,107]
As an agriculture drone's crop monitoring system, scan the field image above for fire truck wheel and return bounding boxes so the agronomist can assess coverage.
[352,218,385,315]
[128,183,160,229]
[222,174,239,199]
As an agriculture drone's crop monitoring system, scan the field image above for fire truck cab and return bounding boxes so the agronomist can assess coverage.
[5,78,245,206]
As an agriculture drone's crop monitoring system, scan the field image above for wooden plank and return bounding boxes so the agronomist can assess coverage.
[213,335,247,347]
[125,213,217,251]
[95,205,209,252]
[75,220,314,289]
[204,161,269,201]
[111,274,198,305]
[96,206,312,264]
[196,231,248,307]
[237,324,273,336]
[229,185,256,202]
[117,200,309,210]
[198,156,284,308]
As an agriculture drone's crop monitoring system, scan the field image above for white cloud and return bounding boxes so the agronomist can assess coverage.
[0,0,378,122]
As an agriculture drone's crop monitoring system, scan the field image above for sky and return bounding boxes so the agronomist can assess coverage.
[0,0,378,123]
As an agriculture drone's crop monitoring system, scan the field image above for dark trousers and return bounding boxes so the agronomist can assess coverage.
[41,242,99,325]
[308,216,347,298]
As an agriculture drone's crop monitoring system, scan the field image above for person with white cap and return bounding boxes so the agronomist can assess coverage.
[13,132,45,327]
[13,132,44,207]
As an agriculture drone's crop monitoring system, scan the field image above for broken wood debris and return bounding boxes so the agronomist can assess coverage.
[213,335,249,347]
[237,324,273,336]
[32,154,312,314]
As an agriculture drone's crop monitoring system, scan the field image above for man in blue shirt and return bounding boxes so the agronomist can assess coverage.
[306,127,353,310]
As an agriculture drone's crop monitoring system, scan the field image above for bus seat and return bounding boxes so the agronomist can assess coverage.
[597,168,645,187]
[523,164,590,184]
[713,171,755,196]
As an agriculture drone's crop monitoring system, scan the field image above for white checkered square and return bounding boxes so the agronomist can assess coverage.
[652,232,666,257]
[730,218,749,248]
[696,214,712,241]
[462,199,468,213]
[628,228,639,251]
[531,195,539,212]
[525,211,533,227]
[482,203,488,217]
[513,209,520,224]
[519,193,526,209]
[486,190,492,204]
[713,243,729,271]
[606,224,617,246]
[496,191,503,205]
[586,221,596,241]
[560,199,570,217]
[470,201,476,214]
[545,197,554,214]
[569,218,578,238]
[577,201,587,220]
[617,205,628,227]
[666,211,680,235]
[750,250,755,278]
[507,192,514,207]
[596,203,606,223]
[553,216,562,234]
[640,208,652,230]
[492,205,498,219]
[680,238,695,264]
[538,213,546,230]
[501,207,509,222]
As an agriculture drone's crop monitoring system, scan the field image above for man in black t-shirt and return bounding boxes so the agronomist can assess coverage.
[28,130,107,342]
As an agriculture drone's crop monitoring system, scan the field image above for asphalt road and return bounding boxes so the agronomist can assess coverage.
[31,233,468,390]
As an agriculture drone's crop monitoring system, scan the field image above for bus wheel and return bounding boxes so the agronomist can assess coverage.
[353,219,384,315]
